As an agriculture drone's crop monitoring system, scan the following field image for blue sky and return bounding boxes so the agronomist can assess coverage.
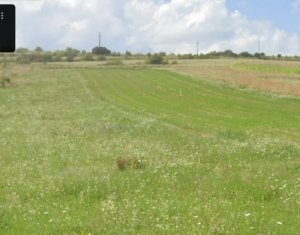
[227,0,300,33]
[1,0,300,55]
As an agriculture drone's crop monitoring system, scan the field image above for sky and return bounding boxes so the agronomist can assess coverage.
[1,0,300,55]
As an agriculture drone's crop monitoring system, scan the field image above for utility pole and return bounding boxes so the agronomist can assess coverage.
[197,40,199,56]
[258,38,260,53]
[99,32,101,47]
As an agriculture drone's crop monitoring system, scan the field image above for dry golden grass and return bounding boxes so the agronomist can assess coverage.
[0,63,35,88]
[167,59,300,96]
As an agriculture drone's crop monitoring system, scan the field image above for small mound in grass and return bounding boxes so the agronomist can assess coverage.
[116,157,144,171]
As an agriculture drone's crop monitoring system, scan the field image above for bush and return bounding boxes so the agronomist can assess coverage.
[80,53,94,61]
[92,46,111,55]
[148,54,164,64]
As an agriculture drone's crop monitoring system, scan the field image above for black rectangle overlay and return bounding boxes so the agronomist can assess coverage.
[0,5,15,52]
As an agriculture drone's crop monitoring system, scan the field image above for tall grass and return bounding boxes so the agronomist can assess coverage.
[234,62,300,75]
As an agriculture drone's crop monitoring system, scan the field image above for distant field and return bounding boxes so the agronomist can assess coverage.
[168,59,300,96]
[234,62,300,75]
[0,60,300,234]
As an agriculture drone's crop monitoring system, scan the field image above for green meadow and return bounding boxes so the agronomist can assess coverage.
[1,61,300,234]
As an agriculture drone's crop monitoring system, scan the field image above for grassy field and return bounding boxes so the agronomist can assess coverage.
[1,60,300,234]
[168,59,300,96]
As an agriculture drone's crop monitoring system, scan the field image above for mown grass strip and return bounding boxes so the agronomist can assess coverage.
[84,68,300,138]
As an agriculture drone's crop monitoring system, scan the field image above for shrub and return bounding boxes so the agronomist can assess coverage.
[92,46,111,55]
[80,53,94,61]
[148,54,164,64]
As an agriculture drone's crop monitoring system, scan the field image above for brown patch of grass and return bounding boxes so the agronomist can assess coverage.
[167,59,300,96]
[116,157,143,171]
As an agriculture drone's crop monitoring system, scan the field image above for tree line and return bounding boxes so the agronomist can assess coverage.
[0,46,298,64]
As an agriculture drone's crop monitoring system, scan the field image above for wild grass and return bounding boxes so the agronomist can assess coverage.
[168,59,300,96]
[234,62,300,75]
[0,63,299,234]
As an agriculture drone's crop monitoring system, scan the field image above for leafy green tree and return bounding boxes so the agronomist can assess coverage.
[239,51,253,58]
[92,46,111,55]
[223,50,237,57]
[34,46,44,52]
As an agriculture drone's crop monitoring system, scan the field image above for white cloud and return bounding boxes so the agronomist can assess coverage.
[7,0,300,55]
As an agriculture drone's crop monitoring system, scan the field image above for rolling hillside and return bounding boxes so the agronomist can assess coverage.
[0,64,299,234]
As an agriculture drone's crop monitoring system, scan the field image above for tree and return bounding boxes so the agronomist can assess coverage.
[239,51,252,58]
[148,53,164,64]
[92,46,111,55]
[64,47,80,61]
[34,46,44,52]
[125,50,131,56]
[223,50,237,57]
[39,52,53,63]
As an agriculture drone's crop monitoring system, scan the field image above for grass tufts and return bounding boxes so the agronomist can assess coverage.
[116,157,144,171]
